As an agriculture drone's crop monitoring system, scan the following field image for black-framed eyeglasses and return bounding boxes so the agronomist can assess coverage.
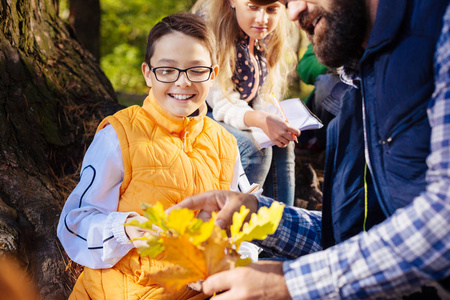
[150,66,214,83]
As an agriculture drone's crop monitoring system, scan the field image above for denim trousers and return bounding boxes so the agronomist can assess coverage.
[215,120,295,206]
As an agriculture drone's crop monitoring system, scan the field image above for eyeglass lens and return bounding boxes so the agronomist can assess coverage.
[153,67,212,82]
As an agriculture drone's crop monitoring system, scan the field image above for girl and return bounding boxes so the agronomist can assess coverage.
[58,13,255,300]
[192,0,298,206]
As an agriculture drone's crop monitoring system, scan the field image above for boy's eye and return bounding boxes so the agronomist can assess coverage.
[190,69,208,74]
[159,68,175,75]
[248,4,259,10]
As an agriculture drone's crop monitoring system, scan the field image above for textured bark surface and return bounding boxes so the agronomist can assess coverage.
[0,0,122,298]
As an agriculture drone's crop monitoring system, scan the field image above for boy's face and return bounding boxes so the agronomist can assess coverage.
[142,31,218,118]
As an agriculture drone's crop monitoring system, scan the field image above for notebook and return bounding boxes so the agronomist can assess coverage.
[250,98,323,148]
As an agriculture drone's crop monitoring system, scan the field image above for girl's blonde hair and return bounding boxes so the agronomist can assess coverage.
[191,0,295,103]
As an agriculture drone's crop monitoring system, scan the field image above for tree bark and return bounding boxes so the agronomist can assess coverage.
[0,0,122,298]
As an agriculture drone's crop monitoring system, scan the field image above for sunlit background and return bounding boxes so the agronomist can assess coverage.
[58,0,312,105]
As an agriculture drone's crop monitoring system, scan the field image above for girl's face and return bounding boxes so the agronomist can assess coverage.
[230,0,283,40]
[142,31,218,118]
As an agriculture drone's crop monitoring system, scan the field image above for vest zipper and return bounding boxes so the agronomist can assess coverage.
[183,130,189,153]
[361,81,390,218]
[363,163,368,231]
[378,106,427,146]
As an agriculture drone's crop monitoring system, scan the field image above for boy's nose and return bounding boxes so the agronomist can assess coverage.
[175,71,192,87]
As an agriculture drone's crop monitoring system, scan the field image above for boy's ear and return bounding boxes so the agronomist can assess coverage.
[210,65,219,81]
[142,63,152,88]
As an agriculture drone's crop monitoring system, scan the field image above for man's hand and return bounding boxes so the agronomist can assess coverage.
[167,190,258,230]
[202,261,291,300]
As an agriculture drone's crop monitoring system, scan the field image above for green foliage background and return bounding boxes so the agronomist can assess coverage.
[100,0,196,94]
[60,0,196,95]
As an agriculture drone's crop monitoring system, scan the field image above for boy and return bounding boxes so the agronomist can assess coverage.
[58,13,255,299]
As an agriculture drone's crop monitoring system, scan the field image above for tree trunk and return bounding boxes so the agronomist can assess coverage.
[69,0,101,60]
[0,0,122,298]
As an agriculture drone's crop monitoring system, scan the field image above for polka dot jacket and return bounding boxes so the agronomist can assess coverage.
[232,32,268,105]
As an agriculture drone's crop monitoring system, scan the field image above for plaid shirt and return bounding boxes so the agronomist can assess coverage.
[256,5,450,299]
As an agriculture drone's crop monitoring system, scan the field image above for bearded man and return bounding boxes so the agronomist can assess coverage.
[172,0,450,299]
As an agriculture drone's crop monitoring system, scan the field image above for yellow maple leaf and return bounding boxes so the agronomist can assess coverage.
[202,226,235,275]
[136,235,164,257]
[166,207,195,235]
[230,205,250,238]
[141,202,169,232]
[189,213,217,246]
[151,235,207,290]
[231,201,284,249]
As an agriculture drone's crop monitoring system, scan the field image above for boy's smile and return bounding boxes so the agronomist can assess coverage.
[142,31,218,118]
[170,93,196,100]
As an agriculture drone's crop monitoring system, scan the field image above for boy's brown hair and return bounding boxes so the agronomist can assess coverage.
[144,13,216,66]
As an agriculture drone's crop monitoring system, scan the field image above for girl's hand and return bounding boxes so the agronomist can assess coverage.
[244,111,301,148]
[263,114,300,147]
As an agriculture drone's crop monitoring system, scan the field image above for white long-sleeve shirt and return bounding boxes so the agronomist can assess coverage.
[57,125,256,269]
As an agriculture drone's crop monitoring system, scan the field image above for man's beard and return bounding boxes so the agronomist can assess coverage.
[300,0,367,68]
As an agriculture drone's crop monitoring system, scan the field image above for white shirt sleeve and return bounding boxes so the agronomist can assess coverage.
[57,126,259,269]
[57,125,138,269]
[207,81,254,130]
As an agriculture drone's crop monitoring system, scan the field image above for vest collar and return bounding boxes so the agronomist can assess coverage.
[142,89,207,141]
[363,0,407,59]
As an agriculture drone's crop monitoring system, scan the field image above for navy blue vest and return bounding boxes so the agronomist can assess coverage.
[360,0,448,216]
[322,1,450,292]
[322,0,448,247]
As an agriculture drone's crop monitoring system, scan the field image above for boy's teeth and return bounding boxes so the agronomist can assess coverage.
[172,94,193,100]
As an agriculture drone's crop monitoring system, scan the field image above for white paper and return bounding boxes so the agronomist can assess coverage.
[250,98,323,148]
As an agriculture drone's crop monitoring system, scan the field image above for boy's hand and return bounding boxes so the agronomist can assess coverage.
[125,215,153,248]
[168,190,258,230]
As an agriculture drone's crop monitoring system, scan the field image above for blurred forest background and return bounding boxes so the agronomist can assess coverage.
[59,0,199,104]
[58,0,312,104]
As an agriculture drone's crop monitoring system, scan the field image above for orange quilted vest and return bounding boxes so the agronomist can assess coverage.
[70,90,237,300]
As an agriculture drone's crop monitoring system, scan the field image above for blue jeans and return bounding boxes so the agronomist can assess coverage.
[263,142,295,206]
[215,120,295,206]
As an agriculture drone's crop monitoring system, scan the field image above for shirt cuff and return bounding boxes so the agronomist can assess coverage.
[283,251,339,299]
[257,195,275,210]
[230,106,253,130]
[110,211,139,245]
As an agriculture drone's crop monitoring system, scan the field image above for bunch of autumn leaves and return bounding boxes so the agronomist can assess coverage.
[126,201,284,291]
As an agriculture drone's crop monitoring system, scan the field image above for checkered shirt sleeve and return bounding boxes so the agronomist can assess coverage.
[260,6,450,299]
[256,196,323,258]
[275,5,450,299]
